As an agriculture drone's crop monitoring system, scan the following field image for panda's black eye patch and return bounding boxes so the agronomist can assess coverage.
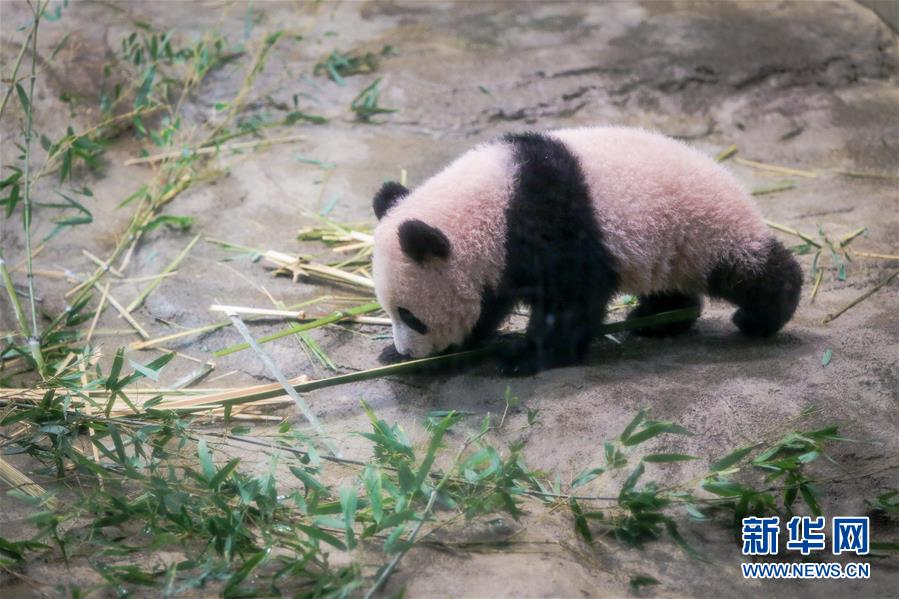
[397,307,428,335]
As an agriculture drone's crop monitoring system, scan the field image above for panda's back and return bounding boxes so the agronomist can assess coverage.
[550,127,770,294]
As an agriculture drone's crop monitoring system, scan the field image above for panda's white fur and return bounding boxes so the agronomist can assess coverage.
[372,126,801,371]
[373,143,513,357]
[552,128,770,294]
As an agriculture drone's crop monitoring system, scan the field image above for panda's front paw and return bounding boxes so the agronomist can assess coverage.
[496,353,540,377]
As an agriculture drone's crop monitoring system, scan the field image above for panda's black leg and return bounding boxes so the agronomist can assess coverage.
[498,289,611,376]
[627,291,702,337]
[707,239,802,336]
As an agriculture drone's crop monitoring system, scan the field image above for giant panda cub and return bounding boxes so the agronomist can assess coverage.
[372,126,802,375]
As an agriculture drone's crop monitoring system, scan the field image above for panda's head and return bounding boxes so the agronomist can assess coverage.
[371,181,483,359]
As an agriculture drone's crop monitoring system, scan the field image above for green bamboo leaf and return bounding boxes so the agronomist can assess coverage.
[339,487,358,550]
[620,461,645,497]
[569,498,593,544]
[665,519,707,561]
[701,480,745,497]
[107,423,128,464]
[364,466,383,524]
[799,483,822,517]
[629,575,660,592]
[620,409,646,442]
[223,548,269,597]
[571,467,605,489]
[622,422,675,446]
[209,458,240,489]
[643,453,698,463]
[15,83,29,116]
[197,438,214,482]
[412,411,456,493]
[710,445,756,472]
[289,466,326,493]
[297,523,347,550]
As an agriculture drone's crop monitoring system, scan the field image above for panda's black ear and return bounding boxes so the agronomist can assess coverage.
[373,181,409,220]
[398,219,451,263]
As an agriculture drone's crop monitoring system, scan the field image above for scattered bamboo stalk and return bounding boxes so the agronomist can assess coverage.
[10,242,45,272]
[764,220,822,248]
[86,281,110,343]
[735,157,816,178]
[93,282,149,339]
[208,304,389,326]
[171,362,215,390]
[0,254,30,336]
[852,251,899,261]
[0,456,56,508]
[751,181,796,196]
[122,271,180,284]
[822,268,899,324]
[31,268,79,282]
[265,249,375,289]
[715,144,737,163]
[131,321,230,350]
[20,1,45,376]
[123,133,307,166]
[225,310,341,456]
[214,301,381,357]
[210,304,310,319]
[809,270,823,303]
[207,307,703,408]
[131,299,382,351]
[126,233,200,313]
[835,170,899,181]
[839,227,868,248]
[82,249,124,277]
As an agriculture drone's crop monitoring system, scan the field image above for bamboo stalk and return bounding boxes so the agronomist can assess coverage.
[10,243,45,272]
[822,269,899,324]
[0,254,30,335]
[122,271,179,284]
[208,304,389,326]
[751,182,796,196]
[131,321,230,350]
[210,304,308,319]
[836,170,899,181]
[93,282,149,339]
[124,133,307,166]
[86,281,110,343]
[715,144,737,163]
[265,250,375,289]
[764,220,822,248]
[735,157,816,178]
[809,270,823,303]
[214,301,381,357]
[209,307,702,408]
[839,227,867,248]
[82,250,124,277]
[225,310,341,456]
[852,251,899,261]
[126,233,200,313]
[0,456,55,508]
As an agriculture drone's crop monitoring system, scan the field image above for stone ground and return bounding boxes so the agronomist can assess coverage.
[1,1,898,597]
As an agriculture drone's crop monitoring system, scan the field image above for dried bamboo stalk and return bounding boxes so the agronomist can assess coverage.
[735,157,816,178]
[126,234,200,313]
[124,133,307,166]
